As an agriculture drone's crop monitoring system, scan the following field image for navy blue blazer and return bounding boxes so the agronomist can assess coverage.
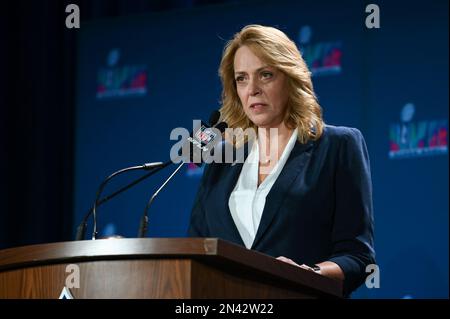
[188,125,376,296]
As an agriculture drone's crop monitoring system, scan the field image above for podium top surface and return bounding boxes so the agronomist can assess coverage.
[0,238,342,297]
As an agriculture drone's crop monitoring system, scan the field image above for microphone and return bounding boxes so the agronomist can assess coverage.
[75,161,166,241]
[137,119,228,238]
[179,119,228,167]
[76,109,224,240]
[208,109,220,126]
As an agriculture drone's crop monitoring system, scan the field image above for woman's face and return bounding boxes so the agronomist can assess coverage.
[234,45,289,128]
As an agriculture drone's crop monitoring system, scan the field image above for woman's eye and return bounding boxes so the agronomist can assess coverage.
[235,76,245,82]
[261,72,273,79]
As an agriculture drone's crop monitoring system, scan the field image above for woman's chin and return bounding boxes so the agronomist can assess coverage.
[250,119,280,129]
[248,116,270,128]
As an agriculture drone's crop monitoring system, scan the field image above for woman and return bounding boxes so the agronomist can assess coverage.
[188,25,375,296]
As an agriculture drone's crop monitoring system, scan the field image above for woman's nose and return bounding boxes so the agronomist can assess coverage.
[248,78,261,96]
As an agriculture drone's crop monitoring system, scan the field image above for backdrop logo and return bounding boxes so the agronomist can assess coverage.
[389,103,448,159]
[297,26,342,77]
[96,49,147,99]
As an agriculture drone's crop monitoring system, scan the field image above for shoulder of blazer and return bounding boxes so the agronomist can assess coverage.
[322,124,363,141]
[318,125,366,149]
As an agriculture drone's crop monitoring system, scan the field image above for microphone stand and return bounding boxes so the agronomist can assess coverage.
[137,162,185,238]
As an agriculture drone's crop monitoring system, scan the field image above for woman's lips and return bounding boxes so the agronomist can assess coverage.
[250,103,267,111]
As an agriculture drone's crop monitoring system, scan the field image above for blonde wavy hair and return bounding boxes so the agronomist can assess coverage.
[218,24,324,146]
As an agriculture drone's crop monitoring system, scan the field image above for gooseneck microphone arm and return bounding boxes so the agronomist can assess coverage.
[75,162,171,241]
[90,162,167,240]
[137,161,184,238]
[93,163,170,210]
[75,161,167,241]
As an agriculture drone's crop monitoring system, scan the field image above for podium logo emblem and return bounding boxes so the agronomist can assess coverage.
[58,287,75,299]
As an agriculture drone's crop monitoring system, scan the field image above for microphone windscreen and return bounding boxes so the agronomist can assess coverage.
[208,110,221,127]
[214,121,228,133]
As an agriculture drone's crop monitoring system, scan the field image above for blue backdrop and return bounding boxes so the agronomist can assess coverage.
[73,0,449,298]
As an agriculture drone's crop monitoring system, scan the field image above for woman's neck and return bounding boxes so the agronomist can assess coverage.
[257,122,294,164]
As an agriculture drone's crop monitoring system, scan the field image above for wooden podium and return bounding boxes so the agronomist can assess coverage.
[0,238,342,298]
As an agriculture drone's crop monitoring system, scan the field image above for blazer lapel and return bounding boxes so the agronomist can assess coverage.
[251,140,315,249]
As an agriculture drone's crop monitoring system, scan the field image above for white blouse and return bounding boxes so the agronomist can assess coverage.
[228,128,298,248]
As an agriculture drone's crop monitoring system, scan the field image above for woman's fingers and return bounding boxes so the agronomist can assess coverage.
[276,257,315,272]
[276,256,300,267]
